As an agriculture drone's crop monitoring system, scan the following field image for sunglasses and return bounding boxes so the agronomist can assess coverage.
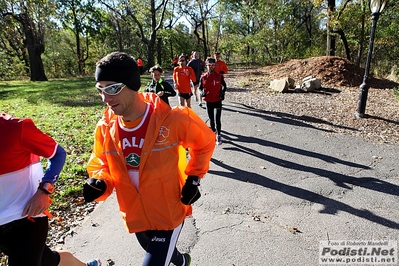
[96,83,126,95]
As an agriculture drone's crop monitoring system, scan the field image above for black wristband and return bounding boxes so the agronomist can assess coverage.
[38,181,55,194]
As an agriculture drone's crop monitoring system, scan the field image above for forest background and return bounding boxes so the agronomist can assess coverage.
[1,0,399,82]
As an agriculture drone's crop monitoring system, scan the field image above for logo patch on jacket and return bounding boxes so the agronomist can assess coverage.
[157,126,170,143]
[126,153,140,167]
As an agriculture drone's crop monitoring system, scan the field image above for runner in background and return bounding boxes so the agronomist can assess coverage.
[198,58,227,145]
[173,54,196,108]
[187,51,203,106]
[172,55,179,68]
[214,52,228,76]
[146,65,176,106]
[137,57,144,75]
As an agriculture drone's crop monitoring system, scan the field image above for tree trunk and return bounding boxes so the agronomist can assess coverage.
[201,20,208,60]
[332,29,352,61]
[75,29,84,75]
[326,0,336,56]
[170,40,174,64]
[20,13,47,81]
[357,0,366,67]
[147,34,156,70]
[157,37,162,65]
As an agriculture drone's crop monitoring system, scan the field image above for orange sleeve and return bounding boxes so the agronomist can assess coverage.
[173,68,177,82]
[86,122,115,202]
[222,61,228,74]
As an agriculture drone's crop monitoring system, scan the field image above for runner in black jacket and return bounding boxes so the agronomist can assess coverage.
[146,65,177,106]
[188,51,203,105]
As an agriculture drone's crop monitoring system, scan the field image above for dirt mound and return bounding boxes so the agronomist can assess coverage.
[241,56,398,89]
[225,56,399,144]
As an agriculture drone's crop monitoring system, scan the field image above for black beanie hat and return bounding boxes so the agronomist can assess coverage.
[206,57,216,64]
[95,52,141,91]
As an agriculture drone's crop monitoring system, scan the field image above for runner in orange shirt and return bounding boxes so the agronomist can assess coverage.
[173,54,196,108]
[137,57,144,75]
[172,55,179,68]
[214,52,228,76]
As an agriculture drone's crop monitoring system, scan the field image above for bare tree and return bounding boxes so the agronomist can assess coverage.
[100,0,171,68]
[178,0,217,58]
[0,14,30,75]
[56,0,99,76]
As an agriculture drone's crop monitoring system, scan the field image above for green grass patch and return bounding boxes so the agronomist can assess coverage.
[0,76,149,210]
[394,87,399,101]
[140,74,152,91]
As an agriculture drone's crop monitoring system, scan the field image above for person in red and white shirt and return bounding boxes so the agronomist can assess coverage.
[0,113,100,266]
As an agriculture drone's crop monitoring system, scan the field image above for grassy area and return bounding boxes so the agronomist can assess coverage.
[394,86,399,101]
[0,75,152,209]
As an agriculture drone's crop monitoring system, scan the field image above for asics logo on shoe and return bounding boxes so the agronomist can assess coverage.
[151,236,166,242]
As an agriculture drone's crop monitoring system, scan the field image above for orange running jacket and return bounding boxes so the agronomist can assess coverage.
[87,93,215,233]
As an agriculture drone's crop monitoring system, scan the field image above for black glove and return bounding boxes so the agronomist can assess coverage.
[219,71,225,75]
[181,176,201,205]
[220,93,225,101]
[83,178,107,202]
[200,90,207,97]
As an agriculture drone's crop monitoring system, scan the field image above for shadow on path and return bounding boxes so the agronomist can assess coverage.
[209,121,399,228]
[222,130,369,170]
[224,102,356,134]
[221,131,397,196]
[209,155,399,229]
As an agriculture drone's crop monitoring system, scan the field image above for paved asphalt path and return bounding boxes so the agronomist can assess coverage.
[62,76,399,265]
